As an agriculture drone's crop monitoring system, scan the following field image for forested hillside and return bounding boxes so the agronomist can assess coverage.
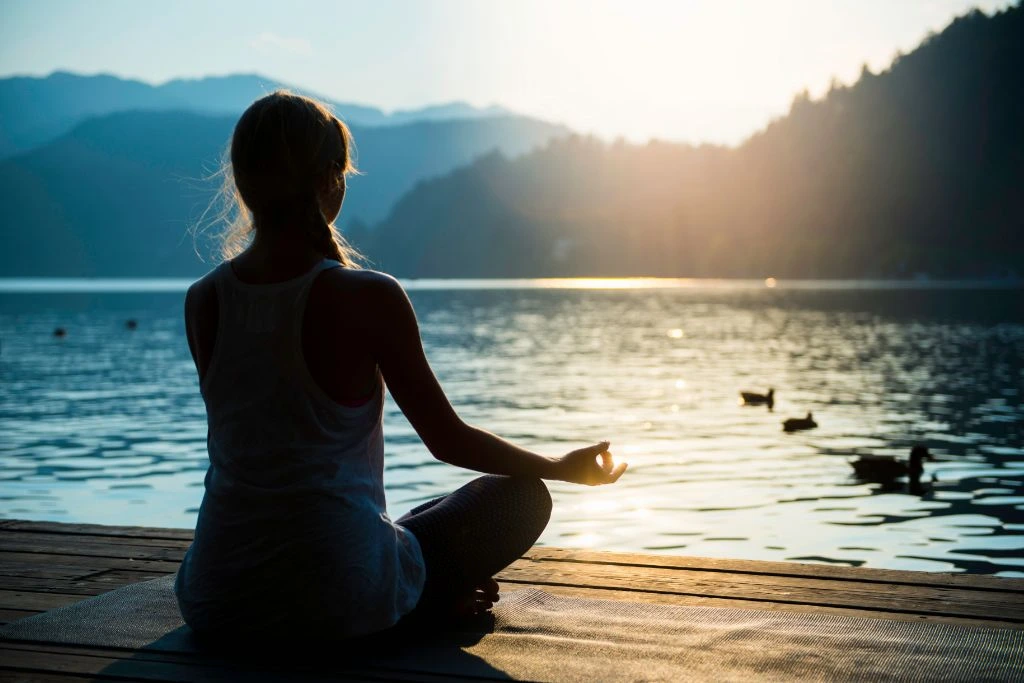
[358,6,1023,278]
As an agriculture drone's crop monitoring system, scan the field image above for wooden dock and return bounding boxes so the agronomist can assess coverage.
[1,519,1023,681]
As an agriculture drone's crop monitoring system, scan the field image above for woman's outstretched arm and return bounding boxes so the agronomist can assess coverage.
[363,273,625,486]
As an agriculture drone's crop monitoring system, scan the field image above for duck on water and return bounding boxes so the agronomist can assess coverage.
[850,446,934,483]
[782,412,816,432]
[740,388,774,410]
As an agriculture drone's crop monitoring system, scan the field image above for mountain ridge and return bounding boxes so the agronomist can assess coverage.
[0,71,521,158]
[0,108,570,276]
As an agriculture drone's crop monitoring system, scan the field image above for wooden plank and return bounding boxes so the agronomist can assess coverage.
[504,559,1024,621]
[529,582,1023,630]
[0,577,105,597]
[0,671,87,683]
[0,643,501,682]
[74,569,170,587]
[0,534,187,563]
[516,553,1024,598]
[0,520,194,542]
[0,571,167,597]
[525,546,1024,592]
[0,645,299,682]
[0,609,41,627]
[496,559,1024,623]
[0,530,192,552]
[0,564,108,582]
[0,551,180,575]
[1,641,248,669]
[0,590,87,613]
[0,556,158,583]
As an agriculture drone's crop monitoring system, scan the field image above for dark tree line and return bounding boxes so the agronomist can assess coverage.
[355,6,1023,278]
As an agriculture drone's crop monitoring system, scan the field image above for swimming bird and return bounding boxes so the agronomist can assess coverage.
[741,388,774,410]
[125,319,138,330]
[53,327,67,338]
[782,412,816,432]
[850,446,933,482]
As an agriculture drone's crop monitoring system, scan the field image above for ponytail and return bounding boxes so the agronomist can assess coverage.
[304,193,352,265]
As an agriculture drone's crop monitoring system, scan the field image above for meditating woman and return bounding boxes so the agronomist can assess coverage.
[174,91,626,642]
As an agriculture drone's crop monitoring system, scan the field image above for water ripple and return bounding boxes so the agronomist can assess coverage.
[1,285,1022,574]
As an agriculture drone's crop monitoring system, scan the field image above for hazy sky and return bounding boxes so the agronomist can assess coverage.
[0,0,1015,144]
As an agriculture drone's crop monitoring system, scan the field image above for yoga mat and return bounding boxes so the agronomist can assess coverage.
[3,575,1022,682]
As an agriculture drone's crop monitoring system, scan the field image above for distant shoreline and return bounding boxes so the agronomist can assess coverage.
[1,277,1021,294]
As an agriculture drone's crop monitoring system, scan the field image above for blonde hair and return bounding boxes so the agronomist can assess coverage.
[210,90,361,266]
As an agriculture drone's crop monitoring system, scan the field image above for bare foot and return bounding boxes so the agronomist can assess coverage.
[451,578,500,619]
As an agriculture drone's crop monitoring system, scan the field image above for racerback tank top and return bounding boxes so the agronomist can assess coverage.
[174,258,425,639]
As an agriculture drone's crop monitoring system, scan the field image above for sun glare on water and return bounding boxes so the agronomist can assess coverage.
[534,278,695,289]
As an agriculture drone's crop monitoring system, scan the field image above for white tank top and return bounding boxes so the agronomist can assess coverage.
[175,258,425,638]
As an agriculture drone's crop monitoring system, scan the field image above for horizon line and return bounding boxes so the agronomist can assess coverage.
[1,276,1021,294]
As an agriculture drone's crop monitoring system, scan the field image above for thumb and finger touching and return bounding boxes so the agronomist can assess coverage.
[567,441,627,485]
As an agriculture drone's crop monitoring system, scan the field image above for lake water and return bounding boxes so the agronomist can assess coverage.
[1,279,1022,575]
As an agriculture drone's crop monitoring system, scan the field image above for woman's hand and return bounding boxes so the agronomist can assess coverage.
[552,441,627,485]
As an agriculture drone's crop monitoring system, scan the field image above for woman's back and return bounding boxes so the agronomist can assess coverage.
[187,251,381,406]
[174,258,425,639]
[174,90,622,643]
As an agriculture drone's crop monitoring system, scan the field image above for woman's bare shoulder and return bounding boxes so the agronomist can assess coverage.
[320,266,399,286]
[316,267,407,305]
[307,268,414,338]
[184,268,219,316]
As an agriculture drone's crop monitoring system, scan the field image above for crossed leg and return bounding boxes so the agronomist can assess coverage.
[397,475,552,620]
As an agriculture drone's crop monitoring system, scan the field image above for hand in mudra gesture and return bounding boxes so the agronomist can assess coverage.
[554,441,627,485]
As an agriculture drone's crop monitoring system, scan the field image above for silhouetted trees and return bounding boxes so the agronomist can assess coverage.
[356,6,1023,278]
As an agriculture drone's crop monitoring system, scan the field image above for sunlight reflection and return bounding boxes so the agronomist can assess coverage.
[765,277,778,288]
[535,278,699,289]
[668,328,684,338]
[578,499,622,515]
[570,533,602,547]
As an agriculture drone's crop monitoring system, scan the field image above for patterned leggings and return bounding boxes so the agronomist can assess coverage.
[396,475,551,612]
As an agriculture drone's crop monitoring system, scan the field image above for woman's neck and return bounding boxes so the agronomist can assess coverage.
[232,233,324,283]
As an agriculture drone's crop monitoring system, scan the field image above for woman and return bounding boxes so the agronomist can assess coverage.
[174,91,626,642]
